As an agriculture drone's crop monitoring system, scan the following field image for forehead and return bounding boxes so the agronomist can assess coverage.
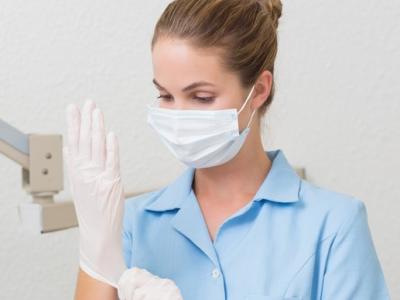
[151,37,231,85]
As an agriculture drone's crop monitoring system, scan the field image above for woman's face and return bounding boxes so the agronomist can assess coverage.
[151,37,256,128]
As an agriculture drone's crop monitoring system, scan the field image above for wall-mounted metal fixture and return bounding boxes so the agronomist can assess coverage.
[0,118,148,234]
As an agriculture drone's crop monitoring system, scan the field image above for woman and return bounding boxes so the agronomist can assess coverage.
[64,0,390,299]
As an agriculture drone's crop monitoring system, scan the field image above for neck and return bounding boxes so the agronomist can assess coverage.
[193,126,271,205]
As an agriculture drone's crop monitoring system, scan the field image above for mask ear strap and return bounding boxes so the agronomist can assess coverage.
[238,85,256,114]
[238,84,257,129]
[245,108,257,128]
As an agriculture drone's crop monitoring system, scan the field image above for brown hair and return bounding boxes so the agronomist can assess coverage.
[151,0,282,120]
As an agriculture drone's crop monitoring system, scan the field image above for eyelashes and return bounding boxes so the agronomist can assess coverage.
[157,95,172,101]
[157,95,215,103]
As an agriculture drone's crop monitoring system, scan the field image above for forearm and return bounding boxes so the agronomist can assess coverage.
[75,268,118,300]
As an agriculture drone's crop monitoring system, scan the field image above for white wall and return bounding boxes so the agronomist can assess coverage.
[0,1,398,299]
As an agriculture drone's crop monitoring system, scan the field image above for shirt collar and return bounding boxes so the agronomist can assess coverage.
[144,149,302,212]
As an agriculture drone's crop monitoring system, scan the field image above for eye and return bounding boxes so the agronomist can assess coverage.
[157,95,215,103]
[157,95,173,102]
[194,96,215,103]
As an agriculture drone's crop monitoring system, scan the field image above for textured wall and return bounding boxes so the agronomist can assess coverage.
[0,1,398,299]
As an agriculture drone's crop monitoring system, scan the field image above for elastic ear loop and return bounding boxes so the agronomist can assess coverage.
[238,85,257,129]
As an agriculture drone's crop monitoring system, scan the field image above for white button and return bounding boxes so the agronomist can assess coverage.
[211,268,220,278]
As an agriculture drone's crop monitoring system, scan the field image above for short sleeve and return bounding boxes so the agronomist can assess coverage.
[321,200,391,299]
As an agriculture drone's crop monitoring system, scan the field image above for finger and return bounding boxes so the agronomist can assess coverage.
[129,267,154,288]
[105,131,120,177]
[92,108,106,169]
[79,99,96,160]
[66,103,80,157]
[133,287,149,300]
[134,275,163,300]
[118,267,152,299]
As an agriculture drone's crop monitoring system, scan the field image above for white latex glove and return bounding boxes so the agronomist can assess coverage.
[117,267,184,300]
[63,99,126,288]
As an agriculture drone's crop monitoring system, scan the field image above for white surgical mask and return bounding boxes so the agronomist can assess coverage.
[146,84,257,169]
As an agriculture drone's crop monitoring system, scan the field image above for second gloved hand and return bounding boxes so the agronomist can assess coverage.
[117,267,184,300]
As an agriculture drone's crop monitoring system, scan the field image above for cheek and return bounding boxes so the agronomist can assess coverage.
[217,95,243,111]
[159,101,169,109]
[159,101,182,110]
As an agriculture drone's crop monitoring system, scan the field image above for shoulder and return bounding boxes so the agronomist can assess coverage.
[122,188,165,229]
[124,186,167,212]
[124,188,165,212]
[300,179,364,211]
[298,179,367,240]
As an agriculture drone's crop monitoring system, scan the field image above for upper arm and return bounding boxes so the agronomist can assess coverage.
[321,200,390,299]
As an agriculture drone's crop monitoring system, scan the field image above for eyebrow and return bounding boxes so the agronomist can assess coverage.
[152,79,215,92]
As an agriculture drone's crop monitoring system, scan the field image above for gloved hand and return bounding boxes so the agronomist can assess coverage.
[117,267,184,300]
[63,99,126,288]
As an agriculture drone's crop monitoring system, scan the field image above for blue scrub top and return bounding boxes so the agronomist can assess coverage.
[122,149,390,300]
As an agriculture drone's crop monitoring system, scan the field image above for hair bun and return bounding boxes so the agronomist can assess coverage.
[259,0,282,27]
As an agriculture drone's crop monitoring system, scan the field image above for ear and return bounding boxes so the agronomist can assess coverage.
[251,70,273,110]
